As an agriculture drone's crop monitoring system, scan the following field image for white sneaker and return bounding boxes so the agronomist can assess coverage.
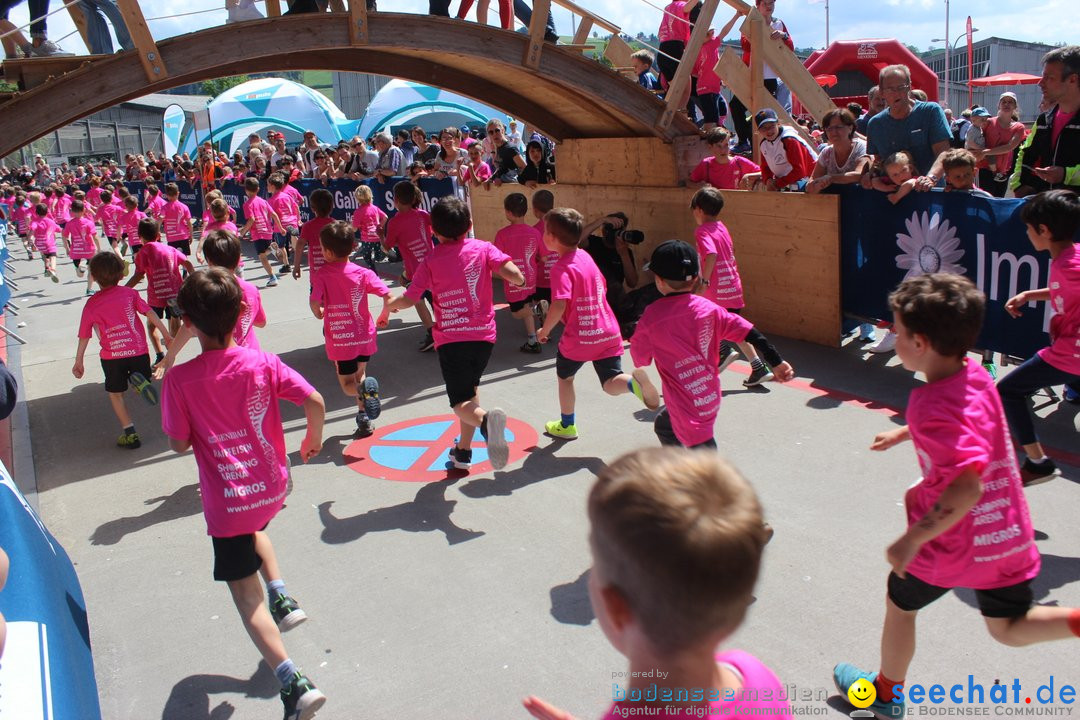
[867,330,897,354]
[265,275,278,288]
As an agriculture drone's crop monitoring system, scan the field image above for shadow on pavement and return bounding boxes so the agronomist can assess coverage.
[459,442,606,499]
[90,483,202,545]
[550,568,594,626]
[161,662,278,720]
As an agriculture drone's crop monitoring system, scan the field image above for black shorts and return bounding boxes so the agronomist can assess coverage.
[697,92,722,124]
[106,236,117,245]
[654,408,717,449]
[336,353,371,376]
[656,40,684,85]
[150,303,180,320]
[42,251,56,258]
[533,286,551,302]
[100,354,152,393]
[887,571,1033,619]
[437,341,494,406]
[131,244,143,256]
[211,523,269,581]
[508,294,537,313]
[555,351,623,385]
[254,238,274,255]
[168,239,191,256]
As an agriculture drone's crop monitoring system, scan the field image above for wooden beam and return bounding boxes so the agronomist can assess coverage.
[572,18,593,45]
[64,4,92,51]
[522,0,550,69]
[718,0,753,14]
[347,0,368,44]
[749,15,764,165]
[604,33,633,70]
[658,0,718,130]
[265,0,282,17]
[715,47,816,147]
[327,0,347,12]
[115,0,167,82]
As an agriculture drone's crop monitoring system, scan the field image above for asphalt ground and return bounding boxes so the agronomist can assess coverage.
[6,245,1080,720]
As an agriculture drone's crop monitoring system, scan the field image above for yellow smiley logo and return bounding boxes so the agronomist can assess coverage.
[848,678,877,709]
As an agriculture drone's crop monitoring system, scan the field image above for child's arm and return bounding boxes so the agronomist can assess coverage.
[180,259,195,275]
[888,467,983,578]
[523,695,579,720]
[292,233,306,280]
[870,424,910,451]
[385,293,418,313]
[153,322,191,379]
[697,253,717,295]
[125,270,146,288]
[537,299,567,344]
[72,337,91,378]
[888,178,917,205]
[309,298,324,319]
[299,390,325,463]
[375,295,391,328]
[1005,288,1051,316]
[270,208,285,235]
[871,175,896,193]
[496,260,526,288]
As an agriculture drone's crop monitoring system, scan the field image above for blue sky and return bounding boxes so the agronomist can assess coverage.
[10,0,1073,58]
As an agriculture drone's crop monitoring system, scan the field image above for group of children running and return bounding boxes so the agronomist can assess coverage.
[4,167,1079,719]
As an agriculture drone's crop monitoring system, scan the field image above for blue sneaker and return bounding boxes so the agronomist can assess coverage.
[1064,385,1080,405]
[833,663,905,719]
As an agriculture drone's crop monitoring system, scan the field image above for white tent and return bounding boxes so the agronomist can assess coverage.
[180,77,359,156]
[355,80,515,139]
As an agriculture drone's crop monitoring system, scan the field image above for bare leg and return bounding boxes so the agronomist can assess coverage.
[1022,441,1047,462]
[226,573,288,668]
[416,300,434,330]
[259,251,274,278]
[108,392,132,428]
[737,341,760,362]
[254,531,282,585]
[147,317,163,356]
[879,597,918,683]
[985,606,1080,646]
[602,372,633,397]
[558,375,575,415]
[453,396,483,450]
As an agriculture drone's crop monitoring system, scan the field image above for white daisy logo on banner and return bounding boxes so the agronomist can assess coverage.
[894,211,966,280]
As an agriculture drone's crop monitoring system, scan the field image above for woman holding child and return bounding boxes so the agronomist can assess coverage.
[805,108,869,194]
[976,92,1028,197]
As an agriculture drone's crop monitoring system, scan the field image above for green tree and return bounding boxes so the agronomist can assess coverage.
[200,75,250,98]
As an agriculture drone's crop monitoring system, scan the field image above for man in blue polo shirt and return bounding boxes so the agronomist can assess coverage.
[865,64,952,186]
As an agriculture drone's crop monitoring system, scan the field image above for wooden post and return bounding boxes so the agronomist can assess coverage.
[265,0,282,17]
[749,15,764,165]
[347,0,368,44]
[64,4,93,52]
[522,0,550,69]
[716,47,816,146]
[604,33,633,70]
[572,18,593,45]
[115,0,167,82]
[658,0,719,129]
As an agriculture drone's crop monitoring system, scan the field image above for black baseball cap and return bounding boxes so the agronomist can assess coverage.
[754,108,779,127]
[646,240,699,282]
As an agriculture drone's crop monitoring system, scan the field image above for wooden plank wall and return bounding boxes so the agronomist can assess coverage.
[468,183,841,346]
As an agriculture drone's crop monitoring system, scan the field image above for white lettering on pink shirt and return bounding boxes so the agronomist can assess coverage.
[551,249,623,362]
[696,220,745,309]
[162,200,192,241]
[384,208,433,279]
[494,224,542,302]
[78,285,151,360]
[1037,243,1080,376]
[311,261,390,360]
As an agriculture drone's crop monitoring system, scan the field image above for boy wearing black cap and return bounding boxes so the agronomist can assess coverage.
[631,241,795,448]
[745,109,818,192]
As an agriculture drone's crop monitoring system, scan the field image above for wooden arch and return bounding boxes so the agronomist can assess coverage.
[0,13,700,157]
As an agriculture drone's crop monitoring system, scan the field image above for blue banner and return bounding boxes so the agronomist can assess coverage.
[0,466,101,719]
[839,185,1058,360]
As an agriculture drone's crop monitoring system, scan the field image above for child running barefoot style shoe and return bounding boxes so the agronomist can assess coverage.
[523,447,790,720]
[311,221,390,438]
[381,197,525,471]
[161,268,327,720]
[537,208,659,440]
[834,273,1080,720]
[73,252,171,449]
[996,189,1080,486]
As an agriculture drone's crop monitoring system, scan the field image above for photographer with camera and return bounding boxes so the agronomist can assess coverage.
[579,212,658,338]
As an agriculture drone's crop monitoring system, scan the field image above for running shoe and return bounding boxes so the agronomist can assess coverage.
[361,376,381,420]
[270,594,308,632]
[116,430,141,449]
[630,368,660,410]
[265,275,278,288]
[718,345,739,372]
[1020,457,1059,487]
[448,445,472,470]
[128,371,158,405]
[280,671,326,720]
[866,331,897,354]
[355,416,374,438]
[520,340,542,354]
[743,365,774,387]
[833,663,904,719]
[485,408,509,470]
[418,331,435,352]
[544,420,578,440]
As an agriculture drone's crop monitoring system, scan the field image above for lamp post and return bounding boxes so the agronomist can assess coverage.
[931,29,977,108]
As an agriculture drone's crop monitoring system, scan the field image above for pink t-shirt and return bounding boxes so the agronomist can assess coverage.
[384,208,434,279]
[97,202,122,239]
[230,277,265,351]
[696,220,744,309]
[85,186,103,210]
[243,195,277,241]
[161,346,315,537]
[311,260,390,360]
[30,216,60,254]
[13,204,31,234]
[268,190,300,229]
[494,223,542,302]
[551,249,624,362]
[201,206,236,228]
[53,195,72,223]
[63,216,99,259]
[690,155,760,190]
[45,195,58,220]
[1037,243,1080,375]
[1051,109,1070,148]
[461,162,492,184]
[282,183,303,206]
[904,360,1040,589]
[600,650,793,720]
[146,194,166,220]
[78,285,151,360]
[162,199,192,241]
[119,209,147,246]
[658,1,690,44]
[533,218,559,288]
[404,238,511,348]
[204,219,238,236]
[300,216,333,275]
[134,241,187,307]
[352,204,388,244]
[981,120,1026,173]
[631,293,752,446]
[692,34,725,95]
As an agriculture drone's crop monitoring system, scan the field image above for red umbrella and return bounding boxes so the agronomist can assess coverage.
[815,74,838,88]
[968,72,1041,86]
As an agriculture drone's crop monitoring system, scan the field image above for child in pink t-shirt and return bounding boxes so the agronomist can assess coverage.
[632,240,793,449]
[239,177,287,288]
[161,183,194,256]
[998,189,1080,484]
[268,174,300,274]
[160,267,327,720]
[381,197,524,472]
[351,185,388,268]
[495,193,544,353]
[13,193,34,259]
[196,198,239,267]
[311,221,390,438]
[127,217,195,363]
[96,189,123,253]
[690,127,761,190]
[119,195,147,257]
[62,200,102,294]
[530,190,559,326]
[73,252,171,450]
[381,180,436,351]
[536,208,660,440]
[30,203,61,282]
[292,188,333,283]
[524,447,790,720]
[145,184,166,221]
[835,273,1080,720]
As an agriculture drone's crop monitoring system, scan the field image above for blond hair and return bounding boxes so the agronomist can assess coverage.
[354,185,373,204]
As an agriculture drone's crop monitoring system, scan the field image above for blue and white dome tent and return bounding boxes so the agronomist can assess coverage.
[355,79,517,139]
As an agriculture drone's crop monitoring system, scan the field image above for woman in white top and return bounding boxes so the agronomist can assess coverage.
[431,127,468,179]
[805,108,869,194]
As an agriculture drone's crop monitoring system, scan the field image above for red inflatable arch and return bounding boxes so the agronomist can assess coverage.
[799,39,938,113]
